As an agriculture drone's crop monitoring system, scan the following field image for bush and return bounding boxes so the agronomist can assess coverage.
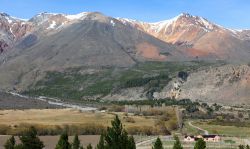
[178,71,188,81]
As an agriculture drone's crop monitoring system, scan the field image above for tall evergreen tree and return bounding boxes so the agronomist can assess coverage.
[104,115,135,149]
[194,139,206,149]
[96,133,105,149]
[152,137,164,149]
[4,136,15,149]
[246,145,250,149]
[86,144,92,149]
[239,145,245,149]
[72,134,80,149]
[127,136,136,149]
[55,132,71,149]
[18,126,44,149]
[173,136,183,149]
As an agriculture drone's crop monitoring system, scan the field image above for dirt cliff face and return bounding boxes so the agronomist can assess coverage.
[157,64,250,105]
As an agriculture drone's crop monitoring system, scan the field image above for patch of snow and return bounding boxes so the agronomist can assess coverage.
[21,22,27,26]
[66,12,88,20]
[110,19,115,27]
[5,16,13,23]
[227,28,239,34]
[10,27,16,38]
[57,22,65,29]
[47,21,57,29]
[117,17,144,26]
[197,17,214,30]
[149,14,181,33]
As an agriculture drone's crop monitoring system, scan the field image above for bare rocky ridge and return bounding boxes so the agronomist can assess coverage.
[119,13,250,62]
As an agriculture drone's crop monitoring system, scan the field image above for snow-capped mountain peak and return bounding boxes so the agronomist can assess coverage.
[65,12,89,20]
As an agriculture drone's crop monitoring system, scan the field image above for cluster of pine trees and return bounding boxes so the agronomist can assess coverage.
[152,136,206,149]
[4,126,44,149]
[239,145,250,149]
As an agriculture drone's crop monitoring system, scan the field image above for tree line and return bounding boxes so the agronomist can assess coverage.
[3,115,247,149]
[4,115,135,149]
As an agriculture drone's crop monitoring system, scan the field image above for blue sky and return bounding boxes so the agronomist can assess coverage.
[1,0,249,29]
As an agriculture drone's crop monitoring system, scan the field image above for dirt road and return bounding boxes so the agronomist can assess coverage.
[188,121,209,135]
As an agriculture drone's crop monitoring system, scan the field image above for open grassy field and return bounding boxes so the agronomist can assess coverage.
[183,120,250,137]
[193,121,250,137]
[0,108,177,135]
[0,108,154,126]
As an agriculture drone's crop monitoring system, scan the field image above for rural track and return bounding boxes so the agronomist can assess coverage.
[136,137,157,147]
[188,121,209,135]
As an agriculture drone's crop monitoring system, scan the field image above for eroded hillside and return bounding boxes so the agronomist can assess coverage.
[157,64,250,104]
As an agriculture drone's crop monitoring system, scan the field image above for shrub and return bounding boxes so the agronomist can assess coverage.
[178,71,188,81]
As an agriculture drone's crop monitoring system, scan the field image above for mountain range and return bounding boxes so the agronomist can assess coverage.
[1,12,250,62]
[0,12,250,104]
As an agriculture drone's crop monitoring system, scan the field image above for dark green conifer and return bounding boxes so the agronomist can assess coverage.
[152,137,164,149]
[4,136,15,149]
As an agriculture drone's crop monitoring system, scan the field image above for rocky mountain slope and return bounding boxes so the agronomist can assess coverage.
[119,13,250,62]
[0,12,250,105]
[0,13,33,53]
[0,12,179,90]
[155,64,250,105]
